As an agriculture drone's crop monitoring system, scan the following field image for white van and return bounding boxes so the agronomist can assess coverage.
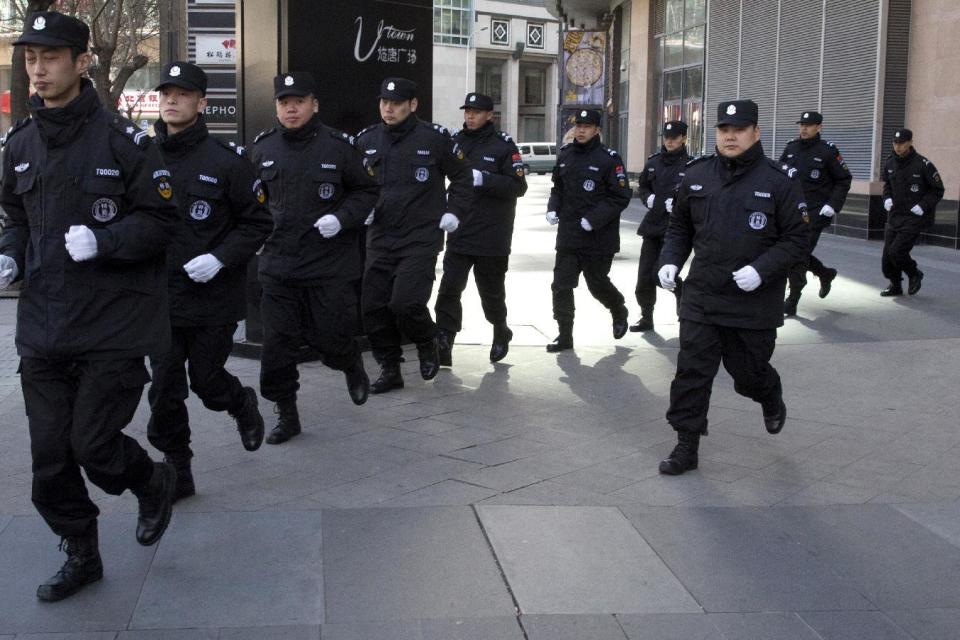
[517,142,558,175]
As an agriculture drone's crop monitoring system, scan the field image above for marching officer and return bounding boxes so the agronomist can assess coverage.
[250,72,377,444]
[148,62,273,501]
[435,92,527,366]
[0,12,179,600]
[778,111,851,315]
[545,108,631,352]
[631,120,688,332]
[657,99,808,476]
[880,128,944,296]
[354,77,472,392]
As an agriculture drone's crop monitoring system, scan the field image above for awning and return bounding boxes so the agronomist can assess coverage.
[544,0,619,30]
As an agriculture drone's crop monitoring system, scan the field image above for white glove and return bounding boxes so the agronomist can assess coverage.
[315,214,342,238]
[472,169,484,187]
[658,264,678,291]
[819,204,835,218]
[183,253,225,283]
[580,217,593,231]
[732,265,762,292]
[883,198,893,212]
[546,211,559,225]
[646,194,655,209]
[665,197,674,214]
[0,255,17,290]
[911,204,924,216]
[364,210,375,226]
[64,225,98,262]
[439,212,459,233]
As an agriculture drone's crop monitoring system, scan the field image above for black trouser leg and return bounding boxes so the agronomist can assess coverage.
[473,255,509,326]
[806,228,827,278]
[388,254,438,347]
[666,320,723,434]
[551,251,580,325]
[186,324,245,412]
[259,283,304,402]
[718,326,782,413]
[362,254,404,365]
[434,251,473,334]
[582,253,625,311]
[148,329,191,455]
[881,226,920,281]
[635,236,663,311]
[22,358,154,538]
[303,280,361,371]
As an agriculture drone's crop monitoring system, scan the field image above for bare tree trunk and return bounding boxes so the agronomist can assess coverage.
[10,0,57,121]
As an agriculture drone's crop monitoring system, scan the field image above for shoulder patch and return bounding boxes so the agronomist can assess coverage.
[228,141,246,156]
[685,153,715,167]
[498,131,514,143]
[1,116,31,147]
[768,157,797,178]
[111,116,150,148]
[606,147,620,157]
[212,137,246,157]
[328,128,356,146]
[253,128,276,144]
[825,140,838,149]
[646,151,661,160]
[355,124,378,140]
[787,137,800,145]
[429,123,450,136]
[560,142,572,150]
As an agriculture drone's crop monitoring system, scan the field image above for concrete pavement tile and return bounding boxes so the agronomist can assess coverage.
[477,505,701,614]
[616,613,723,640]
[116,631,218,639]
[12,634,118,639]
[381,480,499,506]
[677,475,800,507]
[708,612,823,639]
[770,505,960,609]
[0,515,11,535]
[454,464,545,492]
[130,511,324,629]
[608,474,719,507]
[549,469,639,495]
[0,515,155,635]
[446,437,559,465]
[620,507,872,612]
[885,608,960,640]
[477,480,622,506]
[822,457,925,491]
[522,614,627,639]
[320,617,524,640]
[798,610,913,640]
[774,481,879,506]
[895,501,960,547]
[217,626,320,639]
[321,507,515,622]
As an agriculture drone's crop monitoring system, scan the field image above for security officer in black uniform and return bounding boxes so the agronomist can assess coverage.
[435,92,527,366]
[251,72,377,444]
[0,11,179,601]
[778,111,852,315]
[148,62,273,500]
[354,77,472,392]
[545,108,631,352]
[880,128,944,296]
[631,120,688,332]
[657,99,808,476]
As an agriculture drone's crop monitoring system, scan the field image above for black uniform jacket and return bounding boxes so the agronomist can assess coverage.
[155,117,272,327]
[661,142,809,330]
[778,134,852,231]
[0,79,179,360]
[251,115,378,285]
[447,122,527,256]
[637,144,689,238]
[354,115,472,256]
[547,136,631,255]
[882,147,945,232]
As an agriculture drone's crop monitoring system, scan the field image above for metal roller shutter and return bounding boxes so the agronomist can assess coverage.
[880,0,911,177]
[704,0,741,152]
[774,0,824,158]
[738,0,779,152]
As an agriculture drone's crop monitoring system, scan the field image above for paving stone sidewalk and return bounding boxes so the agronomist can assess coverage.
[1,176,960,639]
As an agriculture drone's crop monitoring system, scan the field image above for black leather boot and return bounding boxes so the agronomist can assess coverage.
[612,305,629,339]
[546,322,573,353]
[880,281,903,297]
[371,363,404,394]
[818,268,837,298]
[417,337,440,380]
[630,307,654,332]
[908,270,924,295]
[132,462,176,546]
[266,397,301,444]
[658,431,700,476]
[489,324,512,362]
[36,524,103,602]
[344,356,370,406]
[783,292,801,317]
[163,450,195,503]
[763,398,787,434]
[437,329,454,367]
[229,386,264,452]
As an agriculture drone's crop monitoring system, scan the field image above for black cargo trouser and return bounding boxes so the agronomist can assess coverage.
[666,319,783,434]
[788,226,828,293]
[881,225,921,282]
[147,324,246,456]
[21,357,155,538]
[552,250,625,325]
[259,280,360,403]
[362,252,438,365]
[435,251,509,333]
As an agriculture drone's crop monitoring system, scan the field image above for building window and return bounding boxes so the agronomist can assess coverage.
[653,0,706,154]
[434,0,472,46]
[521,66,546,106]
[527,23,544,49]
[491,19,510,46]
[476,60,503,105]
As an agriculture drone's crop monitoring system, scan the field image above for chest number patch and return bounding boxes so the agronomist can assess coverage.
[748,211,768,230]
[190,200,212,221]
[92,198,118,222]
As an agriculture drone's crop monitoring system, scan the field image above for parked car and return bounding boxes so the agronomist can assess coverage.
[517,142,557,175]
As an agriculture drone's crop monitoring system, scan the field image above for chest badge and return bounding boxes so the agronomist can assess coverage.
[14,162,29,173]
[582,179,596,192]
[809,169,821,179]
[748,211,768,230]
[910,184,920,192]
[190,200,212,221]
[92,198,118,223]
[414,167,429,183]
[318,183,337,200]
